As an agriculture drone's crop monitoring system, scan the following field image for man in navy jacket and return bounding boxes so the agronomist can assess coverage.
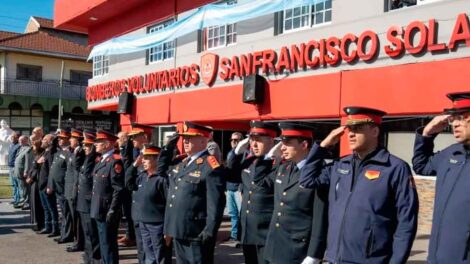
[413,92,470,264]
[299,106,418,264]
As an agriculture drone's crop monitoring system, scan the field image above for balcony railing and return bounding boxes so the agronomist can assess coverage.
[2,79,87,100]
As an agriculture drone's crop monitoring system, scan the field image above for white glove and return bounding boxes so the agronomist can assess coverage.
[234,137,249,155]
[301,256,321,264]
[265,141,282,159]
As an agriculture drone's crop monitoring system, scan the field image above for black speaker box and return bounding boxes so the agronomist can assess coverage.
[117,92,134,114]
[243,74,265,104]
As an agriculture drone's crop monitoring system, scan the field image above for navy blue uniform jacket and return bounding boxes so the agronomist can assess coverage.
[299,143,418,264]
[163,150,226,240]
[226,153,277,245]
[264,160,328,263]
[413,128,470,264]
[90,154,124,220]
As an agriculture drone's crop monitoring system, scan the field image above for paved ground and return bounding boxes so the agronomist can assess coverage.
[0,198,427,263]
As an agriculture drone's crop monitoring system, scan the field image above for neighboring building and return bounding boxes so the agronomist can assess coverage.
[55,0,470,232]
[0,16,118,135]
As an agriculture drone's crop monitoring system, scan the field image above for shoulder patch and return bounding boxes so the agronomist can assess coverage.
[113,154,122,160]
[207,155,220,169]
[196,158,204,165]
[364,170,380,180]
[114,163,123,174]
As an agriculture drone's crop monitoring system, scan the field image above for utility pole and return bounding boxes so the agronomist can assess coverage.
[58,60,64,129]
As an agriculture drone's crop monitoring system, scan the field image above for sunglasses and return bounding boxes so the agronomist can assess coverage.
[231,138,240,142]
[447,113,470,125]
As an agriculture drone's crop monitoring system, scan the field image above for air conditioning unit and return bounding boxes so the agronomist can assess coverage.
[417,0,442,5]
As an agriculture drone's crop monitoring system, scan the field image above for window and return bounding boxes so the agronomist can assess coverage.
[205,0,237,50]
[93,55,109,77]
[387,0,416,11]
[283,0,332,33]
[148,20,175,63]
[70,70,92,86]
[16,64,42,81]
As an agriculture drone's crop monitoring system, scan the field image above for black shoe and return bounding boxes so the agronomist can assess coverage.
[57,238,74,244]
[66,245,83,252]
[22,205,30,210]
[13,203,22,209]
[37,228,52,234]
[54,237,61,242]
[47,231,60,237]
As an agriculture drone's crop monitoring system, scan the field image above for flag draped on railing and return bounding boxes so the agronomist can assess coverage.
[88,0,326,60]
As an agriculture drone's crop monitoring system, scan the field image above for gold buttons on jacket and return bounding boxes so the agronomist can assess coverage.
[280,202,284,206]
[246,210,250,214]
[277,212,282,216]
[275,223,280,228]
[282,192,287,196]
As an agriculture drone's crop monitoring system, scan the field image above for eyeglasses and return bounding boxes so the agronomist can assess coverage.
[447,114,470,125]
[231,138,240,142]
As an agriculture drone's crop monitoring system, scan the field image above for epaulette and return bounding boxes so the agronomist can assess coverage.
[113,154,122,160]
[207,155,220,169]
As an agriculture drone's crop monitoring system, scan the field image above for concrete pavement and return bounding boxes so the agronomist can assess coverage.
[0,198,428,263]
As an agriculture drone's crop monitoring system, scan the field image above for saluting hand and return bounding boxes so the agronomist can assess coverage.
[46,187,53,195]
[134,154,143,167]
[234,137,250,155]
[423,115,449,137]
[266,141,282,159]
[320,126,346,148]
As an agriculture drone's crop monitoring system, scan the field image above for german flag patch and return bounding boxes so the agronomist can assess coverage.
[114,163,123,174]
[364,170,380,180]
[207,156,220,169]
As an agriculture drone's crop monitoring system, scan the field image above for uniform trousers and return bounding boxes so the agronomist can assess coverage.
[95,218,119,264]
[135,221,145,264]
[68,199,84,249]
[243,244,268,264]
[139,222,171,264]
[58,196,73,240]
[174,238,215,264]
[122,190,135,240]
[80,212,101,264]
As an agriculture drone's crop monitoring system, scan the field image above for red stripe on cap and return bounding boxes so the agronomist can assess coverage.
[281,130,313,138]
[71,132,82,138]
[183,128,211,138]
[250,128,277,138]
[348,114,382,124]
[453,99,470,109]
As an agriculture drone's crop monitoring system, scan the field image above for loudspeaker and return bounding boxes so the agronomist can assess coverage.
[242,74,265,104]
[117,92,134,114]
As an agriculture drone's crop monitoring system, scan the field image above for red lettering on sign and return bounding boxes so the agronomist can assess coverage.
[229,56,240,79]
[427,19,447,52]
[240,54,252,77]
[276,46,290,73]
[304,40,319,68]
[357,30,379,61]
[290,44,305,71]
[384,26,404,58]
[219,57,230,80]
[262,50,276,74]
[341,34,358,63]
[325,37,340,65]
[405,21,428,54]
[449,13,470,50]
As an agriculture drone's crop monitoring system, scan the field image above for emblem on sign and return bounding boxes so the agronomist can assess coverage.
[200,53,219,86]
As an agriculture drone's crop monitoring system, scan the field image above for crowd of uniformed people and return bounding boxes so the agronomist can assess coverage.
[8,91,470,264]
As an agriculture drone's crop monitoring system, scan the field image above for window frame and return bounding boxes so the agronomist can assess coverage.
[92,55,109,77]
[282,0,332,34]
[204,0,238,51]
[16,64,43,81]
[147,19,176,64]
[70,70,92,86]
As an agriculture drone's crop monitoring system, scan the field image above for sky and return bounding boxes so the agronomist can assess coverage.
[0,0,54,33]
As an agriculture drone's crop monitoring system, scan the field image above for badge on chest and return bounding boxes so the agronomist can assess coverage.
[364,170,380,180]
[189,170,201,178]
